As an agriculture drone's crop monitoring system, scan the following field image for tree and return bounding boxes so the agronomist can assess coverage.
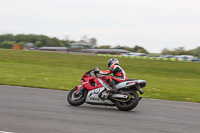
[174,47,185,55]
[34,41,42,47]
[59,42,65,47]
[161,48,171,55]
[18,42,26,47]
[133,45,148,54]
[139,48,148,54]
[195,47,200,57]
[89,38,97,48]
[81,35,88,42]
[0,41,15,49]
[189,46,200,57]
[99,45,111,49]
[114,45,124,49]
[0,34,75,49]
[124,46,134,52]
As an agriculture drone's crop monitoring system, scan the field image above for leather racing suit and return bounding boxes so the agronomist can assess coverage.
[99,64,128,90]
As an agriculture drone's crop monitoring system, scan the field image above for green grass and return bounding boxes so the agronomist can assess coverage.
[0,49,200,102]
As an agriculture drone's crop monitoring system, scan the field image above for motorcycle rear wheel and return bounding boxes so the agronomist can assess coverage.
[115,91,139,111]
[67,87,87,106]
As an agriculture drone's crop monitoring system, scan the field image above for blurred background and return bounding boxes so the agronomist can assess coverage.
[1,0,200,54]
[0,0,200,102]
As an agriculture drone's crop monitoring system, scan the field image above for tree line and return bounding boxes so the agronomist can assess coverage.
[0,33,199,57]
[0,34,73,49]
[99,45,149,54]
[0,34,149,53]
[161,47,200,57]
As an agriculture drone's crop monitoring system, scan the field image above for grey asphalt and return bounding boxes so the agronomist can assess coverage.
[0,85,199,133]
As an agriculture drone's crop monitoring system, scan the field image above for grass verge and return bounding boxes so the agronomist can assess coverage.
[0,49,200,102]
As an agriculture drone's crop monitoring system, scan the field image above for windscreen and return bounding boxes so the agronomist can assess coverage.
[85,69,95,77]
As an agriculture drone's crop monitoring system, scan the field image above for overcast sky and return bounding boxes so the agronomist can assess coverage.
[0,0,200,53]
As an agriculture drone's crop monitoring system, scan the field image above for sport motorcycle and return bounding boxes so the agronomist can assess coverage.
[67,68,147,111]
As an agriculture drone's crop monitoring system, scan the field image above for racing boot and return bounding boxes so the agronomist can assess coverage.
[106,80,118,93]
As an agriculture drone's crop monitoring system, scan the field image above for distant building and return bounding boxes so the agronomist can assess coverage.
[81,49,130,55]
[23,43,34,50]
[70,40,92,52]
[38,47,68,53]
[12,44,21,50]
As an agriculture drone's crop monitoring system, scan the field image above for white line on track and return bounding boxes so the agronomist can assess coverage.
[0,131,14,133]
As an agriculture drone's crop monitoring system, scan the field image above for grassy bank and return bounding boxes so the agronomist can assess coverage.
[0,49,200,102]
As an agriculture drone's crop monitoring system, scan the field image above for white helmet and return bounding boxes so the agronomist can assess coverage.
[108,58,119,69]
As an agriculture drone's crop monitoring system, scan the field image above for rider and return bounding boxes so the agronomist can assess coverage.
[97,58,128,92]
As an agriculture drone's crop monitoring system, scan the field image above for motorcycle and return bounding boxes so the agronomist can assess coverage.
[67,67,147,111]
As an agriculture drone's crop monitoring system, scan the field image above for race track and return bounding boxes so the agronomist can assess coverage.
[0,85,199,133]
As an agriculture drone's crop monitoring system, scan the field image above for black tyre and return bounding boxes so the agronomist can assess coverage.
[67,87,87,106]
[115,91,139,111]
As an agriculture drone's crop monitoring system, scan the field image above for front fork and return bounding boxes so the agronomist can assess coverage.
[75,85,84,95]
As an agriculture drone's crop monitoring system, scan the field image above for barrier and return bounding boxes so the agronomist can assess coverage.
[97,54,192,62]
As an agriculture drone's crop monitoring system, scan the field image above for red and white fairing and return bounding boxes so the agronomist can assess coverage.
[67,67,148,111]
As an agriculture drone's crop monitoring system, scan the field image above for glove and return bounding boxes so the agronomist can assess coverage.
[94,69,100,75]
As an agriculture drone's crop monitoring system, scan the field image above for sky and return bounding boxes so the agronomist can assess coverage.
[0,0,200,53]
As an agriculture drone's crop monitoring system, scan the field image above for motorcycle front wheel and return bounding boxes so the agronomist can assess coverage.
[67,87,87,106]
[115,91,139,111]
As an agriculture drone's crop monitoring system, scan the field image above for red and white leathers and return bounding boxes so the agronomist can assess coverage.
[99,64,128,91]
[100,64,127,80]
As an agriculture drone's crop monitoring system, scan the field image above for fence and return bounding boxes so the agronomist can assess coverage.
[97,54,192,62]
